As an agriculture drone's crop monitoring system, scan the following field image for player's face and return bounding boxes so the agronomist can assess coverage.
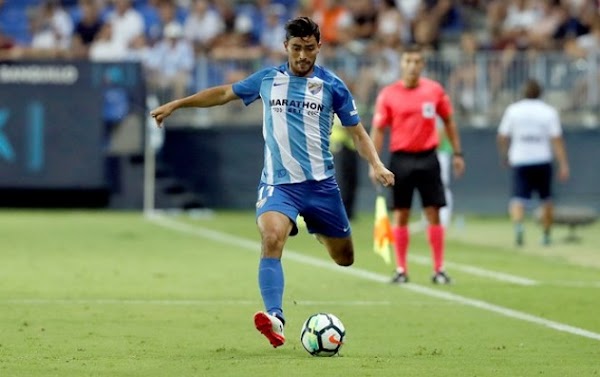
[284,36,321,77]
[401,52,424,87]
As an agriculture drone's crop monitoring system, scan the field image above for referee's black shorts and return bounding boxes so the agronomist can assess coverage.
[389,148,446,209]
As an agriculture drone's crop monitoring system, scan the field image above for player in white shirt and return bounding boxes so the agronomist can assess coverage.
[497,79,570,246]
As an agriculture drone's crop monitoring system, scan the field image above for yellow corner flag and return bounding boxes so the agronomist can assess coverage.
[373,195,394,264]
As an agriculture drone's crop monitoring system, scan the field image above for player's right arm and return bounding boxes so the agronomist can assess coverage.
[549,107,569,181]
[151,84,239,127]
[368,90,391,184]
[496,106,513,167]
[369,88,391,155]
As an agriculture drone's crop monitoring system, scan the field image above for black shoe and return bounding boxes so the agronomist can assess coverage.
[541,233,551,246]
[391,271,409,284]
[515,231,524,247]
[432,271,452,285]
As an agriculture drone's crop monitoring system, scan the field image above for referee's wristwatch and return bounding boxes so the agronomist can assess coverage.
[453,152,464,158]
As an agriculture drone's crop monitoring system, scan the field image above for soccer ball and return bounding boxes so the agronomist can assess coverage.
[300,313,345,356]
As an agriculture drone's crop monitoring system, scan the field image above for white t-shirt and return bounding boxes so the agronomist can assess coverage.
[89,39,128,62]
[108,8,145,49]
[498,99,562,166]
[183,9,224,44]
[575,33,600,55]
[395,0,422,22]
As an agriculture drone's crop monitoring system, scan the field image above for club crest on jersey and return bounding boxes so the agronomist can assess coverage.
[308,81,322,95]
[422,102,435,118]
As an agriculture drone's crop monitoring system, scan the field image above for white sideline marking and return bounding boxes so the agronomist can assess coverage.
[1,299,391,306]
[409,222,600,288]
[409,221,538,286]
[545,281,600,288]
[146,213,600,342]
[409,224,600,288]
[409,255,539,286]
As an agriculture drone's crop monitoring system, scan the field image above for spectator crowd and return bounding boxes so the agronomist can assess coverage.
[1,0,599,122]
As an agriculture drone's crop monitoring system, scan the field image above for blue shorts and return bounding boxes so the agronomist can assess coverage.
[512,162,553,201]
[255,176,351,238]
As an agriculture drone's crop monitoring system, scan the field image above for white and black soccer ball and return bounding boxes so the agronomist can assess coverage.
[300,313,345,356]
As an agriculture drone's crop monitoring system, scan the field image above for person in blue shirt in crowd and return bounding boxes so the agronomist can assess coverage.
[150,16,394,349]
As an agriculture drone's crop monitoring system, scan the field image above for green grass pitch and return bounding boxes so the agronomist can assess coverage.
[1,210,599,377]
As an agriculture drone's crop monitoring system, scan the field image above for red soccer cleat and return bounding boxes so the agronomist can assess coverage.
[254,311,285,348]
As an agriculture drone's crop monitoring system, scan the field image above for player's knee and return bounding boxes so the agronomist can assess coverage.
[335,256,354,267]
[260,230,286,257]
[332,245,354,267]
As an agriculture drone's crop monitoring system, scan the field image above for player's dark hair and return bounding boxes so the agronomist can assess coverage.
[523,79,542,99]
[285,17,320,43]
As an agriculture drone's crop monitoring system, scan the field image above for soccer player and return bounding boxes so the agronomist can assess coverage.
[150,17,394,348]
[497,79,569,246]
[369,45,465,285]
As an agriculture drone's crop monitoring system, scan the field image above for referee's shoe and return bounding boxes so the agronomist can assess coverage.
[432,271,452,285]
[390,271,409,284]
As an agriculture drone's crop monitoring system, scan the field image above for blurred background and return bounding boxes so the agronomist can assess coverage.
[0,0,598,215]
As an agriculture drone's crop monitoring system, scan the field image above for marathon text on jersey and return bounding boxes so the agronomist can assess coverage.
[269,99,324,111]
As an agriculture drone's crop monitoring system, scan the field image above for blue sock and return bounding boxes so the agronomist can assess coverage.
[258,258,284,323]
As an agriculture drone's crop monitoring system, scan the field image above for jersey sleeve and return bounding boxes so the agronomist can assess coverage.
[547,107,562,137]
[232,68,270,106]
[437,91,453,119]
[372,88,391,129]
[331,78,360,126]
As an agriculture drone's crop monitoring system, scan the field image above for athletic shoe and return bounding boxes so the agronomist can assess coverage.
[542,233,551,246]
[432,271,452,285]
[254,311,285,348]
[390,271,409,284]
[515,231,524,247]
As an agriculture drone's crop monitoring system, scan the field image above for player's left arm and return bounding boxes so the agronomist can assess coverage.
[497,106,513,168]
[331,78,393,186]
[347,123,394,187]
[438,90,465,178]
[345,122,394,186]
[497,134,510,168]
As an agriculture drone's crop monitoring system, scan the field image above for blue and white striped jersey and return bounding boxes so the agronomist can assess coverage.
[232,63,360,185]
